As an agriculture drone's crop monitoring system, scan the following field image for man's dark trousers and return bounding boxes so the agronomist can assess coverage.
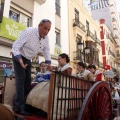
[12,55,31,110]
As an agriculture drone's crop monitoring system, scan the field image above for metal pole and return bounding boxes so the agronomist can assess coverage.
[80,49,82,61]
[83,41,85,63]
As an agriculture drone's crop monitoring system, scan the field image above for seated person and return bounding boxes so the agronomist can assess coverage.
[87,64,102,81]
[35,62,51,83]
[76,62,93,81]
[57,53,72,75]
[26,53,72,113]
[31,62,51,89]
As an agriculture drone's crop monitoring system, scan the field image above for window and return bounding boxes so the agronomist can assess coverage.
[55,30,61,46]
[55,0,61,16]
[9,7,31,27]
[75,8,79,24]
[9,9,19,22]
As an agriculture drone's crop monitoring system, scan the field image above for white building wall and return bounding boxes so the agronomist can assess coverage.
[33,0,69,55]
[0,45,11,58]
[32,1,55,55]
[1,0,69,66]
[3,0,11,17]
[60,0,69,54]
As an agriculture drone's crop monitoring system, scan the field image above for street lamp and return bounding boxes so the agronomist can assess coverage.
[84,46,90,63]
[77,40,90,62]
[84,46,90,54]
[77,41,84,61]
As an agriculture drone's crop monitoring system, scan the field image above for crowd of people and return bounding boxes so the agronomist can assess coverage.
[10,18,119,117]
[32,54,103,84]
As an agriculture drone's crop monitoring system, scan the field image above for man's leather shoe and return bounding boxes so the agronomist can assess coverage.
[16,108,32,116]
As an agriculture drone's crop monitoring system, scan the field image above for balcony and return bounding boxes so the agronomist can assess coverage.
[109,50,116,58]
[73,51,86,62]
[92,59,99,66]
[116,54,120,61]
[112,18,116,22]
[111,12,115,14]
[55,3,61,16]
[114,35,119,39]
[113,27,118,31]
[35,0,46,5]
[106,34,113,43]
[73,19,85,32]
[95,38,101,45]
[86,30,95,41]
[73,51,80,60]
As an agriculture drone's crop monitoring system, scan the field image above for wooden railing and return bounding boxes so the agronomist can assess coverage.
[49,72,95,120]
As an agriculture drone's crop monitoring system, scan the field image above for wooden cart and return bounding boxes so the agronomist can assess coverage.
[1,71,112,120]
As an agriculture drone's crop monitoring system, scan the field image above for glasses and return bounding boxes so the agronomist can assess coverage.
[39,19,51,25]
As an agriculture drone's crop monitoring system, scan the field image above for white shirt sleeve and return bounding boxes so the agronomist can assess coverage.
[12,28,29,56]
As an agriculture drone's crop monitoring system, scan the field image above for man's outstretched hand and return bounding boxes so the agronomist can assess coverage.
[47,64,53,71]
[18,58,28,69]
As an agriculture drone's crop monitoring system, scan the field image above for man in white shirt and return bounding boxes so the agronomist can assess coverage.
[12,19,52,115]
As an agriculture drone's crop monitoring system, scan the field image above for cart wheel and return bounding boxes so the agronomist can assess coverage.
[78,81,112,120]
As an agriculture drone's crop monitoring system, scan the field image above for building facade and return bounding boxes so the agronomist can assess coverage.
[68,0,102,73]
[0,0,69,80]
[83,0,120,73]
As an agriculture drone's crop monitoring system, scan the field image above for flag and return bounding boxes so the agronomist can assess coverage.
[32,55,39,63]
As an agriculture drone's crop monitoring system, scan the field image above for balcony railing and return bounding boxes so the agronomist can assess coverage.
[114,35,119,39]
[112,18,116,22]
[109,50,116,58]
[86,30,95,40]
[111,12,115,14]
[73,19,85,32]
[117,54,120,58]
[92,60,99,66]
[73,51,85,62]
[73,51,100,66]
[113,27,118,30]
[94,38,101,45]
[106,34,113,43]
[73,51,80,60]
[55,3,61,16]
